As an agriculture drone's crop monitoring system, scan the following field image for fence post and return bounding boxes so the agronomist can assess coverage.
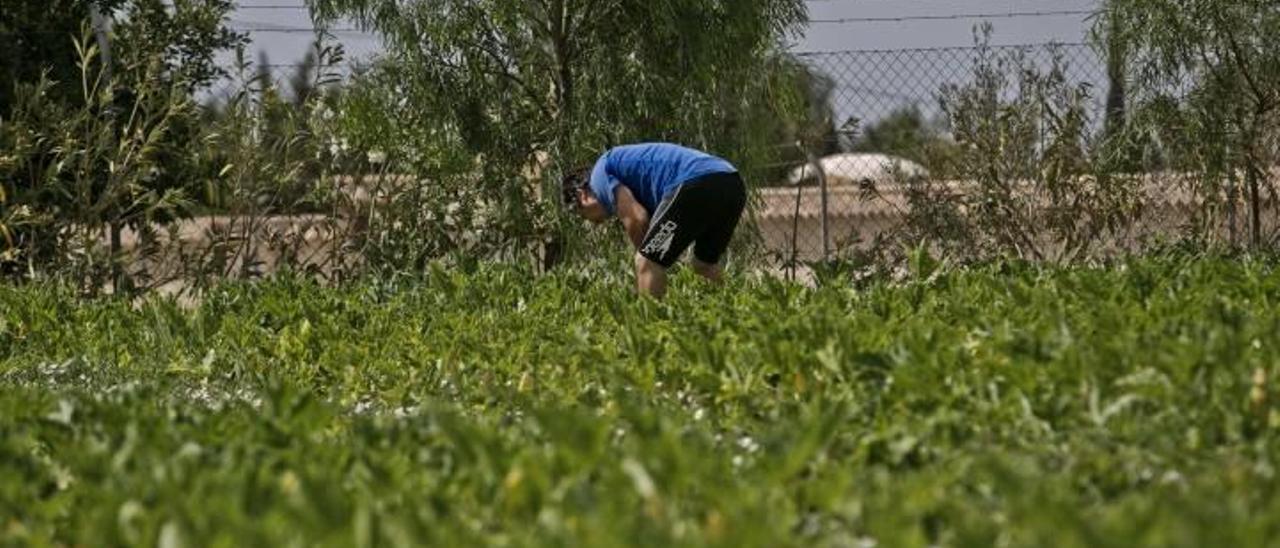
[789,174,802,282]
[90,5,123,292]
[805,150,831,263]
[89,6,112,80]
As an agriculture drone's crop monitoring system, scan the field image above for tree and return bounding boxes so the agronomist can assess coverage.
[0,38,197,289]
[919,32,1140,263]
[1100,8,1127,140]
[0,0,123,113]
[288,49,320,106]
[849,106,958,173]
[745,53,842,184]
[109,0,247,92]
[307,0,809,266]
[0,0,244,114]
[1104,0,1280,247]
[312,0,805,158]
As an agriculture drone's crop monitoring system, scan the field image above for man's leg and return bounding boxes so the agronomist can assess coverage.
[635,183,707,299]
[635,251,668,299]
[690,173,747,285]
[690,256,723,283]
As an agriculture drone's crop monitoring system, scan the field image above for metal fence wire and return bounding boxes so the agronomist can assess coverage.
[752,43,1109,266]
[217,43,1157,269]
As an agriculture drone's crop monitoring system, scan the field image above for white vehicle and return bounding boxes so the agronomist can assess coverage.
[786,152,929,186]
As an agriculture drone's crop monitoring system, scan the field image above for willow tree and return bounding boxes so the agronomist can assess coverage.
[312,0,804,162]
[1103,0,1280,247]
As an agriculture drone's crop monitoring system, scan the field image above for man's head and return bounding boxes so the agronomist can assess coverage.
[562,166,609,223]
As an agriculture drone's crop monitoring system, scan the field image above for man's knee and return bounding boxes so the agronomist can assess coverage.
[635,252,665,273]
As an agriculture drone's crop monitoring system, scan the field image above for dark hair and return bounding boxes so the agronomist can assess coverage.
[560,166,591,209]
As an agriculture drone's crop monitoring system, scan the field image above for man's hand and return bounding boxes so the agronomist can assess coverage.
[613,185,650,250]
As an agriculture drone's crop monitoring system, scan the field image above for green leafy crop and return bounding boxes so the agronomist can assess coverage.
[2,256,1279,546]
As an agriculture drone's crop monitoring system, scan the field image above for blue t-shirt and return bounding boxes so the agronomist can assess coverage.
[588,143,737,216]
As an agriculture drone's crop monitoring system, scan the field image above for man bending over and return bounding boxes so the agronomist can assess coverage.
[563,142,748,299]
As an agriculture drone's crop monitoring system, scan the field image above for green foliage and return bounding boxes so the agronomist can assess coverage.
[307,0,810,267]
[1101,0,1280,247]
[0,0,255,288]
[751,54,844,185]
[0,32,370,291]
[109,0,248,92]
[2,255,1280,545]
[0,0,118,113]
[0,36,195,289]
[0,0,245,114]
[887,30,1142,263]
[200,43,351,214]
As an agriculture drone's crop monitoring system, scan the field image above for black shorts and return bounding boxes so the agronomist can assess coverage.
[638,171,747,268]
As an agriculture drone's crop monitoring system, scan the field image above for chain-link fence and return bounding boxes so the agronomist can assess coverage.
[754,43,1111,266]
[201,60,351,109]
[103,41,1280,277]
[213,43,1134,272]
[27,34,1268,287]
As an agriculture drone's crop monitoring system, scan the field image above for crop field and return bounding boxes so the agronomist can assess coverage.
[3,255,1280,546]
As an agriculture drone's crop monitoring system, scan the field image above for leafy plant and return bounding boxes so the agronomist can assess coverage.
[0,33,195,293]
[877,29,1143,264]
[2,254,1279,545]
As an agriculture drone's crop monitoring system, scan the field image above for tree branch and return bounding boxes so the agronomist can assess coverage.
[526,0,554,39]
[457,4,555,118]
[1219,14,1267,111]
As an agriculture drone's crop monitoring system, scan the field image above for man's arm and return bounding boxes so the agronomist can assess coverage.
[615,186,666,298]
[614,185,650,249]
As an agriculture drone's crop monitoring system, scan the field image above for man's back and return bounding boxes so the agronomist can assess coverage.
[590,143,737,214]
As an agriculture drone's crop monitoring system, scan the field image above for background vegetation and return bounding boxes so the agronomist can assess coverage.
[4,1,1277,289]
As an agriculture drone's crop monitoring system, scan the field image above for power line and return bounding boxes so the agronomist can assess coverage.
[810,9,1095,23]
[226,9,1099,30]
[3,28,376,36]
[229,18,309,29]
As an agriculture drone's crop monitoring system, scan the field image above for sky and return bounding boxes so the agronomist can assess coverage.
[220,0,1106,123]
[225,0,1102,71]
[799,0,1100,52]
